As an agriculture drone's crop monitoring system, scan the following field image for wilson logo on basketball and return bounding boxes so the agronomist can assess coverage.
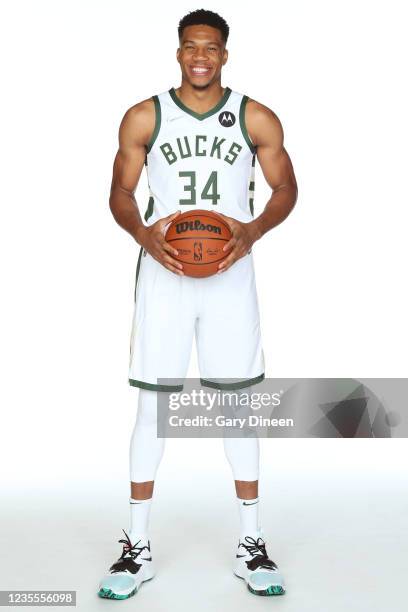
[176,220,221,235]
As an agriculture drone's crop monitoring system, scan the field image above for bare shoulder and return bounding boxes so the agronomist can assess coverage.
[118,97,156,148]
[245,98,284,148]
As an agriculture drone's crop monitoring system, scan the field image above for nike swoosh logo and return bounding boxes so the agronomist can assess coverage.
[141,557,152,562]
[236,554,247,558]
[243,501,258,506]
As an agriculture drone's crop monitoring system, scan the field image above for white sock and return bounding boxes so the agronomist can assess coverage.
[129,497,152,542]
[237,497,260,537]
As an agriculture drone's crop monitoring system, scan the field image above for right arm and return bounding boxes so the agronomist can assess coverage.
[109,100,183,275]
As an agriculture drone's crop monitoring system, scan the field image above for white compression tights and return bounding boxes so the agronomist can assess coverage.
[129,389,166,483]
[130,388,260,483]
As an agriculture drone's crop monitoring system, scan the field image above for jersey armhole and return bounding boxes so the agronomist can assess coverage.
[145,95,161,153]
[239,95,256,154]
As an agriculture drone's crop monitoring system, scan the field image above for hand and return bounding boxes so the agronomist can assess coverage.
[215,213,262,273]
[136,210,184,275]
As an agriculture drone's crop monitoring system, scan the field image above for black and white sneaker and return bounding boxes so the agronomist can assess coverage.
[98,529,155,600]
[234,530,285,596]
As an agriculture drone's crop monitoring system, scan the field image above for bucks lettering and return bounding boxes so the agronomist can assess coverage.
[160,135,242,166]
[176,220,221,235]
[144,88,255,219]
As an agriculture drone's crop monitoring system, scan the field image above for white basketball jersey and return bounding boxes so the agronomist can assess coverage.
[143,86,256,225]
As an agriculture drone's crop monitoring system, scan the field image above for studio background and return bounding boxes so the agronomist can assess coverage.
[1,1,407,610]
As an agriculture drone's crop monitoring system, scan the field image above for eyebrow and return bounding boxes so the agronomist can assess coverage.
[182,40,220,46]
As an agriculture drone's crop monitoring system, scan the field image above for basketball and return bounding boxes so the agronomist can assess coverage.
[165,210,232,278]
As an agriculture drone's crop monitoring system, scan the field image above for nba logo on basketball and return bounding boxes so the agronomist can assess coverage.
[194,242,203,261]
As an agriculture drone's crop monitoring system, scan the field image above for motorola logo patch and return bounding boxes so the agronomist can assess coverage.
[218,111,236,127]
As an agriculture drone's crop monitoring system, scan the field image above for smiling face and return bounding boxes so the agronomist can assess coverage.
[176,24,228,89]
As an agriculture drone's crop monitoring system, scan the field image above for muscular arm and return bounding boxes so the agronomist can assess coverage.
[109,100,154,242]
[109,100,183,274]
[217,101,297,272]
[246,100,298,238]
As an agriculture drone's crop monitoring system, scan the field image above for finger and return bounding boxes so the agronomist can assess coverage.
[154,252,183,274]
[164,263,184,276]
[219,246,247,270]
[154,233,177,254]
[150,248,179,267]
[218,252,237,272]
[222,238,236,252]
[162,240,179,257]
[217,262,233,273]
[163,253,183,270]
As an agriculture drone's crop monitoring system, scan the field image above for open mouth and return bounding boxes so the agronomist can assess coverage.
[190,65,212,77]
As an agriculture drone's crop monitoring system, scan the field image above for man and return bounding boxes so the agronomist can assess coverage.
[98,8,297,600]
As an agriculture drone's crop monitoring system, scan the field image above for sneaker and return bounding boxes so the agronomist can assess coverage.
[97,529,155,599]
[234,530,285,596]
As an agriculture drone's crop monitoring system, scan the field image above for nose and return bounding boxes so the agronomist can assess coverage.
[192,47,209,62]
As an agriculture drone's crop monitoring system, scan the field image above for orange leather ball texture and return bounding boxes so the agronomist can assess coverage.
[165,210,232,278]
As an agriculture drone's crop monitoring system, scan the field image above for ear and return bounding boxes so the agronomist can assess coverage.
[176,47,180,63]
[222,48,228,66]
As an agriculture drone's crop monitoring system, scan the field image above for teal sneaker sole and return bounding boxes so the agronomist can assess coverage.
[97,586,137,600]
[235,572,286,596]
[248,583,285,596]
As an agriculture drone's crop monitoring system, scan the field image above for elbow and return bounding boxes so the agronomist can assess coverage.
[290,178,298,210]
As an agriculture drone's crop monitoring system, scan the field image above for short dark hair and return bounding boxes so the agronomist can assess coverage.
[178,9,229,44]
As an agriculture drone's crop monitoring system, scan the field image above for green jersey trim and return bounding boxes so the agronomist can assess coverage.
[133,245,144,303]
[239,95,256,154]
[146,95,161,153]
[200,372,265,390]
[129,378,184,392]
[144,196,154,222]
[168,86,232,121]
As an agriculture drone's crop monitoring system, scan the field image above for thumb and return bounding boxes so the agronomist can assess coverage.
[214,211,234,229]
[214,210,231,221]
[162,209,182,224]
[160,209,182,236]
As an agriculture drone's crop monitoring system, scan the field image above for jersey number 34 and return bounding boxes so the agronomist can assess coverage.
[179,171,220,206]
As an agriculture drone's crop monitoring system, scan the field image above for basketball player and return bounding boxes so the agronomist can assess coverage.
[98,9,297,599]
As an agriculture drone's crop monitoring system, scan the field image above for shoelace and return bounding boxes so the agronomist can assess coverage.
[118,529,149,560]
[238,536,278,571]
[109,529,150,574]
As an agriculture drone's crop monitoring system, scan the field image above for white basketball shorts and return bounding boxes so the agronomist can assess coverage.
[128,247,265,391]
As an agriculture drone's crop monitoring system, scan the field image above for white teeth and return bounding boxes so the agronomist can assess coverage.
[192,67,209,73]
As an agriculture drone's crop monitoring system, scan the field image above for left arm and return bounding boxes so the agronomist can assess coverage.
[217,100,298,272]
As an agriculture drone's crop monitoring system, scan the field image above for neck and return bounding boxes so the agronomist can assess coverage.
[175,79,225,113]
